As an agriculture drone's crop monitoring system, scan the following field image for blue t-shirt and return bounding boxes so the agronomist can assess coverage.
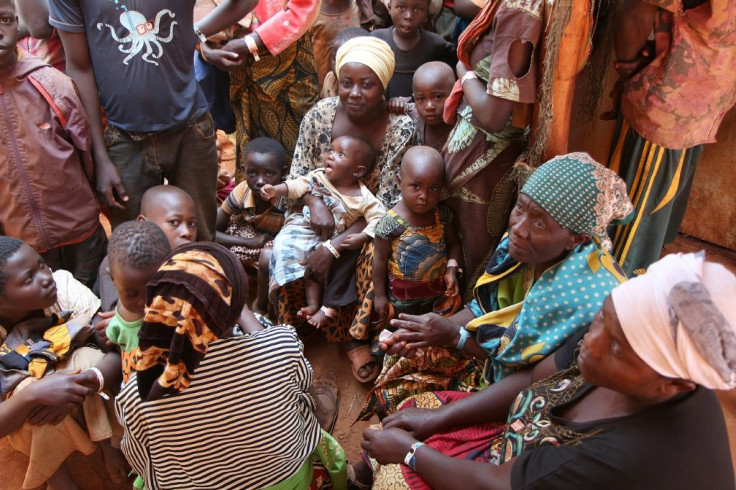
[49,0,208,132]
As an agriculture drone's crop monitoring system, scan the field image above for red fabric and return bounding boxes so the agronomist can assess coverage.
[398,391,506,490]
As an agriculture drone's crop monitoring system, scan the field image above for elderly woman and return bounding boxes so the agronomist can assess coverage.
[360,153,634,419]
[275,36,416,383]
[355,253,736,488]
[115,242,346,489]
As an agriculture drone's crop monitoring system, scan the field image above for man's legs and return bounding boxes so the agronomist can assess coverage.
[167,112,218,241]
[41,225,108,289]
[104,124,164,229]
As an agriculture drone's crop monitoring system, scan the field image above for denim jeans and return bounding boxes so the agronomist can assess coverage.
[104,111,218,241]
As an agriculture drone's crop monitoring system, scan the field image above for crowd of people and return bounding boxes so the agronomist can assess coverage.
[1,0,735,488]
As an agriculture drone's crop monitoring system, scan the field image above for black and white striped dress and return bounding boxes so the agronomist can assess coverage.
[115,325,321,489]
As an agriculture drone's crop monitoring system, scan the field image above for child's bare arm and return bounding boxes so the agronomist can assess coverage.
[444,219,463,296]
[341,231,370,250]
[260,183,288,200]
[372,236,391,317]
[614,1,658,77]
[215,208,274,248]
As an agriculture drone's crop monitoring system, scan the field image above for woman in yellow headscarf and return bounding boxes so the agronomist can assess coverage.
[276,37,418,383]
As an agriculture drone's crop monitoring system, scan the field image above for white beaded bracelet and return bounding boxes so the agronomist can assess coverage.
[88,367,105,393]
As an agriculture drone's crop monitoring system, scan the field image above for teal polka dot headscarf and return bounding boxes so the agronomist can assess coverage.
[521,152,634,246]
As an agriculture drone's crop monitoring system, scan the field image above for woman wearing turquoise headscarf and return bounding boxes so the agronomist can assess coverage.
[360,153,634,419]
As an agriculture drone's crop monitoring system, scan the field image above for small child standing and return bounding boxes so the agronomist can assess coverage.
[310,0,361,90]
[389,61,455,152]
[216,138,287,314]
[0,0,105,288]
[262,135,386,327]
[105,221,171,384]
[371,0,456,99]
[372,146,461,320]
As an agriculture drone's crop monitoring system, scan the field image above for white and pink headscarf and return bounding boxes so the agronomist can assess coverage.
[612,253,736,390]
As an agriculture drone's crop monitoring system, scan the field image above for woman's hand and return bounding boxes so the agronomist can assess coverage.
[24,370,96,423]
[362,427,418,465]
[200,41,243,71]
[303,194,336,240]
[302,244,335,286]
[385,313,462,354]
[382,407,447,441]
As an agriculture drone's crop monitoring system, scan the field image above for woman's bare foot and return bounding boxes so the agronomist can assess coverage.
[307,306,335,329]
[46,462,79,490]
[100,438,129,483]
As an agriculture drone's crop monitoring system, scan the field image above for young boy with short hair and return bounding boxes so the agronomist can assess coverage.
[105,221,171,384]
[261,135,386,327]
[0,0,105,288]
[389,61,455,151]
[97,185,197,313]
[371,0,456,99]
[216,137,288,315]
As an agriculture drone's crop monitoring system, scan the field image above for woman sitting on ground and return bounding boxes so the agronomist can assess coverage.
[356,252,736,489]
[115,242,346,489]
[276,36,416,383]
[361,153,634,419]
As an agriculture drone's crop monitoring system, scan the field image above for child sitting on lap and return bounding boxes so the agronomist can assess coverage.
[372,146,461,320]
[262,136,386,328]
[216,138,287,315]
[0,237,126,489]
[105,221,171,384]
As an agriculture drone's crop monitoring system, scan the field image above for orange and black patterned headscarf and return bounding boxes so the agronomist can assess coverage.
[136,242,247,401]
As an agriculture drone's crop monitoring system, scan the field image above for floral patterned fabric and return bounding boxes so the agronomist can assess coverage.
[621,0,736,149]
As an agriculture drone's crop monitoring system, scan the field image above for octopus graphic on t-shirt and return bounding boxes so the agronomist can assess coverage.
[96,9,177,65]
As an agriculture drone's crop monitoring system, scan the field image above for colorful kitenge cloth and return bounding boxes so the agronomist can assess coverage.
[269,169,385,296]
[375,206,452,315]
[359,234,625,419]
[467,235,626,382]
[220,182,286,265]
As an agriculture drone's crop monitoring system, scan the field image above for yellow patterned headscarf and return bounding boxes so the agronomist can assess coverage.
[135,243,247,401]
[335,37,395,89]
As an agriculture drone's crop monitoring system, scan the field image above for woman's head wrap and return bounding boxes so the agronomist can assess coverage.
[521,152,634,248]
[335,37,395,90]
[612,252,736,390]
[136,242,247,401]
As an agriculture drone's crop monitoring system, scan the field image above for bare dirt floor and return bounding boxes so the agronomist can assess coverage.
[1,233,735,489]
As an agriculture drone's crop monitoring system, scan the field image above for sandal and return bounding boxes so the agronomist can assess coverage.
[311,378,339,434]
[345,344,381,383]
[347,464,372,490]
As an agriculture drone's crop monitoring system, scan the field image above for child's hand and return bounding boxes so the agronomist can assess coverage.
[93,310,115,347]
[387,97,409,115]
[246,233,274,249]
[373,294,389,320]
[341,233,369,250]
[444,268,459,297]
[260,184,276,200]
